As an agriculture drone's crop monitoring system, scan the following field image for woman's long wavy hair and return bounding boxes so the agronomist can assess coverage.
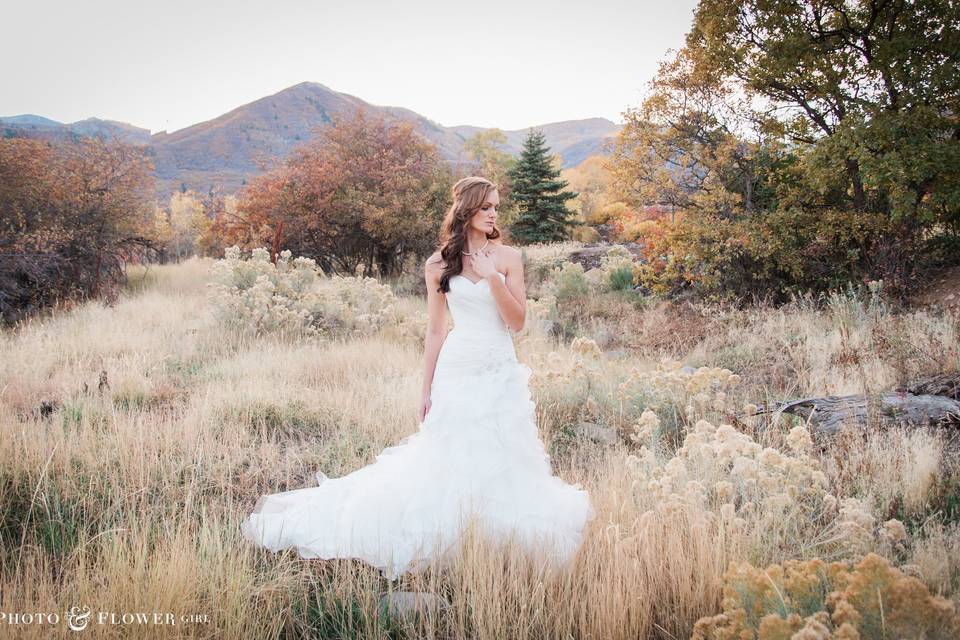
[429,176,502,294]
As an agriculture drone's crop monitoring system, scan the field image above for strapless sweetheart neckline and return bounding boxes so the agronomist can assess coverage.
[452,272,505,287]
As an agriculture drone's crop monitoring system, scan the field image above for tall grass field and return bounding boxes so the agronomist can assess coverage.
[2,246,959,639]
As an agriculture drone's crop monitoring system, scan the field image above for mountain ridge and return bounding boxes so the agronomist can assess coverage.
[2,81,622,199]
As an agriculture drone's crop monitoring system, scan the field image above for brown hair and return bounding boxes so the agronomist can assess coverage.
[427,176,502,293]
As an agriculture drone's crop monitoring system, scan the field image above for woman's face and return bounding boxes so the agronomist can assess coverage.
[469,189,499,234]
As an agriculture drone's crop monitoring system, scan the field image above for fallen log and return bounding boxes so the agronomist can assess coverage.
[753,392,960,437]
[898,372,960,401]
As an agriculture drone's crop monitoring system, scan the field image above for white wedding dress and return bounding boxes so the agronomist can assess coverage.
[240,271,596,579]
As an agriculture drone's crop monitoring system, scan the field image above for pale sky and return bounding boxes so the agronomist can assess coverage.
[1,0,699,134]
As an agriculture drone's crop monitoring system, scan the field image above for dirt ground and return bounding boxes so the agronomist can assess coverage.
[910,264,960,312]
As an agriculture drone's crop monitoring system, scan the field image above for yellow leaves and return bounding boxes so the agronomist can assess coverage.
[698,553,960,638]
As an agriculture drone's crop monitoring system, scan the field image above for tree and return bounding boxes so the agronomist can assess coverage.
[226,108,452,276]
[464,129,518,224]
[0,137,157,321]
[507,129,579,244]
[561,155,615,224]
[608,0,960,300]
[166,191,209,262]
[464,129,515,186]
[195,191,235,259]
[687,0,960,222]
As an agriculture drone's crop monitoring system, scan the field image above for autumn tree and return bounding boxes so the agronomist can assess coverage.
[464,129,518,224]
[507,129,579,244]
[226,108,452,275]
[690,0,960,219]
[464,129,515,184]
[161,191,210,262]
[0,136,157,321]
[609,0,960,299]
[561,155,617,224]
[194,191,236,259]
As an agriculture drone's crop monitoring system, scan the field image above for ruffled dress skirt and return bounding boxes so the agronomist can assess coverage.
[240,325,596,579]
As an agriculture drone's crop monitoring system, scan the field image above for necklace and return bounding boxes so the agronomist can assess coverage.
[462,239,490,256]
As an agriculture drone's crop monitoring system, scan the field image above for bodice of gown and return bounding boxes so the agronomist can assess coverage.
[432,271,516,383]
[445,271,511,338]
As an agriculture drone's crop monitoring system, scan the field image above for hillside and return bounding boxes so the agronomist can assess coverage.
[3,82,622,200]
[0,115,151,145]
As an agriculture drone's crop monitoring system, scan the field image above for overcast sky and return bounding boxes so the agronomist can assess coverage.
[2,0,699,134]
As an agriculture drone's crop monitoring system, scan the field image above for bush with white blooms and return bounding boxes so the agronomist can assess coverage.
[207,246,402,339]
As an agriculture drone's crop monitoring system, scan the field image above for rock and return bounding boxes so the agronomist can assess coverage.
[567,242,646,270]
[574,421,619,445]
[379,591,449,621]
[679,365,697,375]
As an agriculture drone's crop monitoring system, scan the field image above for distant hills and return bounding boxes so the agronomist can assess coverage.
[0,114,152,145]
[2,82,623,200]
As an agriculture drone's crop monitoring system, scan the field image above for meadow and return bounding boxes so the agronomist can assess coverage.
[1,242,959,639]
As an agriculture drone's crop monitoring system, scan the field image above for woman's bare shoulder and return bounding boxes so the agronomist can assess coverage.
[490,242,521,262]
[424,252,447,278]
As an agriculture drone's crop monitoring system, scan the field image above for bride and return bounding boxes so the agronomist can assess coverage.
[240,176,595,579]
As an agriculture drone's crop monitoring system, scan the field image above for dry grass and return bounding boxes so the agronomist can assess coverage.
[2,256,959,638]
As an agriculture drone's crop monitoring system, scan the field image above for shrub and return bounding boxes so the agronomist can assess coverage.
[530,337,610,424]
[692,553,960,639]
[625,415,830,547]
[207,246,402,339]
[617,359,743,432]
[0,137,157,323]
[571,224,601,243]
[596,245,640,292]
[550,261,590,301]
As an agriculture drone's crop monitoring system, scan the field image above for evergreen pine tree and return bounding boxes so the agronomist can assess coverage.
[506,129,578,244]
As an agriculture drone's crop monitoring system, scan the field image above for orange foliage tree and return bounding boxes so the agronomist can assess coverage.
[219,108,452,276]
[0,136,157,322]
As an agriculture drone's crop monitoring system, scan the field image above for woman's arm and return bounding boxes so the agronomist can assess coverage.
[422,259,449,397]
[487,246,526,332]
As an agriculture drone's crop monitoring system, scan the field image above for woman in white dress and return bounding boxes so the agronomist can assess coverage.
[240,176,595,579]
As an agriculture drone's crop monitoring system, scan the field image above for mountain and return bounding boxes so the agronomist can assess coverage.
[3,82,622,199]
[0,114,62,127]
[1,115,151,145]
[146,82,471,196]
[71,118,151,144]
[448,117,620,166]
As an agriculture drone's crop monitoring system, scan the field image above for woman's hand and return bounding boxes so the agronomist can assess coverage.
[418,391,432,423]
[470,249,497,280]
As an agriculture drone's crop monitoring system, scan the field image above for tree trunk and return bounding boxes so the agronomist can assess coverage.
[755,392,960,437]
[846,158,866,210]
